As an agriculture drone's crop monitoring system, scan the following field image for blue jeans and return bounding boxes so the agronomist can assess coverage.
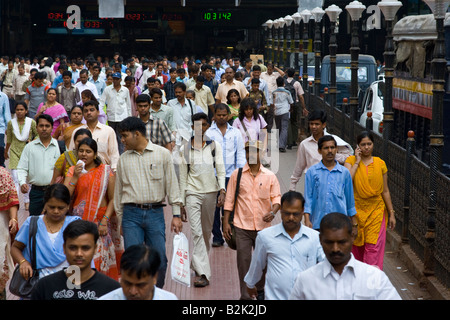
[122,205,167,288]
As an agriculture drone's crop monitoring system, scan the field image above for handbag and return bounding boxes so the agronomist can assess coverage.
[225,167,243,250]
[9,216,40,299]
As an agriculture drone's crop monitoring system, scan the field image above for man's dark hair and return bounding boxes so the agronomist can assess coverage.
[37,114,54,127]
[83,100,99,111]
[62,70,72,78]
[318,135,337,150]
[173,82,186,92]
[287,68,295,77]
[149,88,163,98]
[119,116,147,137]
[63,219,99,244]
[120,244,161,278]
[280,191,305,208]
[34,71,45,80]
[252,65,261,72]
[251,78,260,85]
[79,69,89,76]
[214,103,230,114]
[147,77,156,84]
[319,212,353,235]
[196,75,205,82]
[136,94,151,104]
[192,111,208,124]
[308,109,327,123]
[276,76,285,87]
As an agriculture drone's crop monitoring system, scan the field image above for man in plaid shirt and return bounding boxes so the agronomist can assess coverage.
[136,94,174,151]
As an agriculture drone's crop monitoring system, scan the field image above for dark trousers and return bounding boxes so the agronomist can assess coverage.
[263,107,274,133]
[0,133,5,168]
[235,226,265,300]
[108,121,125,154]
[212,177,230,245]
[29,188,45,216]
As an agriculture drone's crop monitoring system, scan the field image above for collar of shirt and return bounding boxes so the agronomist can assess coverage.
[274,223,310,243]
[242,162,269,176]
[322,253,357,280]
[33,137,59,148]
[317,160,343,173]
[141,114,155,124]
[129,140,155,155]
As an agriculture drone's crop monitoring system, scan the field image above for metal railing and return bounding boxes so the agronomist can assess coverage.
[301,91,450,288]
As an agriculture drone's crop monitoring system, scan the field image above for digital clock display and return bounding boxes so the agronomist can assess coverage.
[201,12,232,21]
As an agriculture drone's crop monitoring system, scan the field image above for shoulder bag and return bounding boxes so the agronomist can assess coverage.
[9,216,40,299]
[224,167,243,250]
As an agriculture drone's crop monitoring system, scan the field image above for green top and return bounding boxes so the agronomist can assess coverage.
[6,119,38,169]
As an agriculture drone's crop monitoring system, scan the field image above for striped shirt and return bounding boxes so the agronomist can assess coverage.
[114,141,182,218]
[141,114,174,147]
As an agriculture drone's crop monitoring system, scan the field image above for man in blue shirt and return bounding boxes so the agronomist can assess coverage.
[205,104,246,247]
[304,135,358,232]
[244,191,324,300]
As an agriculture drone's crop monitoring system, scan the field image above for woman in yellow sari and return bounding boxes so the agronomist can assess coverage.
[344,131,396,270]
[64,137,123,280]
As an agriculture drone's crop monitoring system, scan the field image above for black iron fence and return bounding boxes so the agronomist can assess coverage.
[303,91,450,289]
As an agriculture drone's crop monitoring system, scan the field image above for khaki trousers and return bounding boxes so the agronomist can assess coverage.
[185,191,217,281]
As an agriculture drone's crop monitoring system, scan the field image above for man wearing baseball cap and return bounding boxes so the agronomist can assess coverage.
[222,139,281,300]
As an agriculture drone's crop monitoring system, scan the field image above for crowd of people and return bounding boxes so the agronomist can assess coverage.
[0,52,400,300]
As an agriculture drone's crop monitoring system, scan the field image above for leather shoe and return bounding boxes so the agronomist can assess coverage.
[194,275,209,287]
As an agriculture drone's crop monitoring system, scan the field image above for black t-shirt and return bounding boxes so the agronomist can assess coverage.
[31,269,121,300]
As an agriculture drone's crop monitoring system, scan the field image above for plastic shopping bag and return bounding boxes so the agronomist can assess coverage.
[171,232,191,287]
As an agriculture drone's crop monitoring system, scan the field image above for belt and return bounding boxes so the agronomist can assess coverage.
[31,185,50,191]
[124,203,166,210]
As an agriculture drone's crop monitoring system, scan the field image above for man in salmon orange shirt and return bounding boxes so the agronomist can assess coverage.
[223,140,281,300]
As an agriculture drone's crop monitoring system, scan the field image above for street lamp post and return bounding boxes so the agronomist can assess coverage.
[325,4,343,130]
[300,9,312,92]
[345,0,366,142]
[262,22,268,65]
[377,0,402,160]
[325,4,342,112]
[273,19,280,66]
[422,0,449,276]
[292,12,302,77]
[311,7,325,97]
[265,19,274,64]
[284,15,294,68]
[278,18,286,69]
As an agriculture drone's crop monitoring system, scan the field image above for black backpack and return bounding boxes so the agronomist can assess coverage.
[284,78,298,102]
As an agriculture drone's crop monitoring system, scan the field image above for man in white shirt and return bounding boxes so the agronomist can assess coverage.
[167,82,196,146]
[245,191,324,300]
[75,69,99,101]
[98,72,131,154]
[289,212,401,300]
[99,244,178,300]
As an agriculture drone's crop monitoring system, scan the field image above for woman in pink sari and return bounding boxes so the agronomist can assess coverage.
[35,87,69,135]
[64,137,123,280]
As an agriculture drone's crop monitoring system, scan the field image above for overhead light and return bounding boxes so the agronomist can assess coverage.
[136,39,154,42]
[94,39,110,41]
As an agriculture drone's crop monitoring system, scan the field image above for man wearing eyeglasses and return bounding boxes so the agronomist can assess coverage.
[244,190,325,300]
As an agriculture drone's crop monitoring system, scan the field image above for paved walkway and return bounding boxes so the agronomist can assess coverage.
[5,135,433,300]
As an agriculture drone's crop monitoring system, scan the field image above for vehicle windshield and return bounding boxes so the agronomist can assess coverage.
[335,66,368,82]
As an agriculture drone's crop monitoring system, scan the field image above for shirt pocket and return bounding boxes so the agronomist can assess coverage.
[331,182,345,198]
[150,163,163,180]
[258,181,270,199]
